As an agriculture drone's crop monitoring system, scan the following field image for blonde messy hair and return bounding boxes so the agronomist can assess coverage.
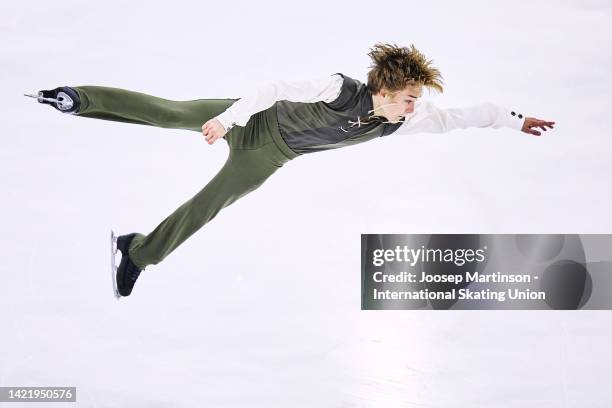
[367,42,444,94]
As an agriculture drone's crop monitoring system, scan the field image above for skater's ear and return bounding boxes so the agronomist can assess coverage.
[376,88,390,99]
[380,88,398,100]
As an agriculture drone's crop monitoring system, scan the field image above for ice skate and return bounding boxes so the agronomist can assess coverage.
[110,230,143,299]
[24,86,81,114]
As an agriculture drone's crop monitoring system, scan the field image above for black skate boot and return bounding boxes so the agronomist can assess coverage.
[24,86,81,114]
[114,233,144,298]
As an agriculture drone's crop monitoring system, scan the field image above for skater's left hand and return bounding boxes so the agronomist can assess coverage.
[202,119,227,144]
[521,117,555,136]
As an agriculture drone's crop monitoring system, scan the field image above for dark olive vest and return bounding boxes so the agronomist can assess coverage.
[274,73,405,155]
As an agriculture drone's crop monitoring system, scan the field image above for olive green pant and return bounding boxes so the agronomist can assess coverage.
[72,86,299,269]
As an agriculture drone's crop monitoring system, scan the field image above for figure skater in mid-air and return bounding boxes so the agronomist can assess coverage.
[27,42,555,298]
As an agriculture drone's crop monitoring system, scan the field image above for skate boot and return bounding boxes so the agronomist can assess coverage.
[24,86,81,114]
[111,232,144,298]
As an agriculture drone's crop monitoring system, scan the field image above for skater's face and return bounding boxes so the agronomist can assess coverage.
[376,85,423,122]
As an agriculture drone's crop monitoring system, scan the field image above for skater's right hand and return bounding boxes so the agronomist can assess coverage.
[202,119,227,144]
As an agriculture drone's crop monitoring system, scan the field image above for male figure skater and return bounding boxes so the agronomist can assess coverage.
[27,43,555,298]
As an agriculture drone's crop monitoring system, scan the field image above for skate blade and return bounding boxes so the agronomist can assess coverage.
[24,92,62,104]
[110,229,122,300]
[24,93,44,103]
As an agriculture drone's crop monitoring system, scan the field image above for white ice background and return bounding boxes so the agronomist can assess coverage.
[1,0,611,407]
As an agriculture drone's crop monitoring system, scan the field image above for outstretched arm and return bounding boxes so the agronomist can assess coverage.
[202,74,343,144]
[396,100,555,136]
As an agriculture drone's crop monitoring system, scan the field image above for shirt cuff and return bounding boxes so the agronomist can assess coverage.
[496,106,525,130]
[215,111,237,131]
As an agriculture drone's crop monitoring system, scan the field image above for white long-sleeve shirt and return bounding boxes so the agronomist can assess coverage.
[214,74,525,134]
[215,75,344,130]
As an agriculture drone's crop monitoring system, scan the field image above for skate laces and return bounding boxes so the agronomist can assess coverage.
[129,261,142,282]
[130,269,141,282]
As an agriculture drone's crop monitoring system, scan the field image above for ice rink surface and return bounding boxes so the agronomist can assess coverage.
[1,0,611,406]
